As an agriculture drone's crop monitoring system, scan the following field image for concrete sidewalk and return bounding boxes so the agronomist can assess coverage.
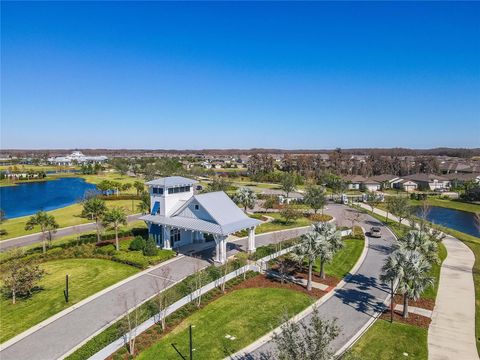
[428,235,478,360]
[356,202,479,360]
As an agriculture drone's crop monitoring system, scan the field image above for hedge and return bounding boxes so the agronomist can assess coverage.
[65,263,255,360]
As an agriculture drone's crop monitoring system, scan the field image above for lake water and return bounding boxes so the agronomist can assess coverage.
[414,206,479,237]
[0,178,97,219]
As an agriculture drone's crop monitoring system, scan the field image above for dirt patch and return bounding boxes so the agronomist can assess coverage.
[380,309,431,329]
[394,294,435,310]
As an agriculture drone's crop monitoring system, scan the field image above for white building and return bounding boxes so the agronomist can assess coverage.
[140,176,261,264]
[47,151,108,166]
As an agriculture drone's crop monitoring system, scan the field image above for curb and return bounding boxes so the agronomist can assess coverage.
[0,254,184,351]
[227,225,369,359]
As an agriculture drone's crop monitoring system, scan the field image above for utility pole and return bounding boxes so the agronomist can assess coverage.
[171,324,193,359]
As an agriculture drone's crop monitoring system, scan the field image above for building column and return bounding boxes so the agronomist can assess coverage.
[247,227,256,253]
[221,237,227,264]
[214,237,221,262]
[163,226,172,250]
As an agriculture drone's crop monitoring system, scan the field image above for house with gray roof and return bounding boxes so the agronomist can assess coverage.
[139,176,261,264]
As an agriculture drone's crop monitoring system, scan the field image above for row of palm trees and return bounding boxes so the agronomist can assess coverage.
[293,222,343,291]
[25,198,129,254]
[380,226,443,320]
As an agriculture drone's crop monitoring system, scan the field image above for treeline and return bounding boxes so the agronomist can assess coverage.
[248,151,441,180]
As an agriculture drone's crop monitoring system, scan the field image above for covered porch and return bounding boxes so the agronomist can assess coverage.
[142,214,258,264]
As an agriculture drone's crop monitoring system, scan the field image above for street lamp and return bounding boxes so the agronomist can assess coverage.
[171,324,195,360]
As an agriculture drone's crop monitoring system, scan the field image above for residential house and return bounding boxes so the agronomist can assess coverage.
[392,179,418,192]
[140,176,261,264]
[402,173,450,191]
[343,175,381,192]
[370,174,401,189]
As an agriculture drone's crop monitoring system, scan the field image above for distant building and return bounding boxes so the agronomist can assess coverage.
[47,151,108,166]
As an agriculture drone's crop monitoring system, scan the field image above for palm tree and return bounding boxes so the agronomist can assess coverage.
[380,250,405,322]
[137,191,150,214]
[234,187,257,213]
[397,250,434,318]
[102,207,127,251]
[81,198,107,242]
[313,222,343,278]
[394,229,439,265]
[25,211,59,254]
[292,231,321,291]
[133,180,145,196]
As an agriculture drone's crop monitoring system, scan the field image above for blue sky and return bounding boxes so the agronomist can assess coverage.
[1,1,479,149]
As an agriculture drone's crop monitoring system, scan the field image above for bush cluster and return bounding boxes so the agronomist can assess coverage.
[309,214,333,222]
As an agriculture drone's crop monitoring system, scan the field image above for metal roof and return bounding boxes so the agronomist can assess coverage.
[146,176,198,187]
[141,190,261,235]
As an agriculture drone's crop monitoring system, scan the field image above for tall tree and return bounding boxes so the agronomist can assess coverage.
[133,180,145,196]
[24,211,59,254]
[394,229,441,265]
[137,191,151,214]
[281,172,296,199]
[304,185,326,214]
[389,196,412,225]
[312,222,343,278]
[380,251,405,322]
[365,192,382,213]
[292,231,321,291]
[397,250,434,318]
[102,207,127,251]
[234,187,257,212]
[81,198,107,242]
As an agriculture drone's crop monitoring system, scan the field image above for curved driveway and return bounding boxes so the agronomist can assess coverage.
[239,205,395,358]
[0,204,393,360]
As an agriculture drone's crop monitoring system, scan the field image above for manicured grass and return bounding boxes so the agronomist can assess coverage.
[350,319,428,359]
[313,238,365,279]
[410,198,480,214]
[0,258,138,343]
[0,199,140,240]
[136,288,314,360]
[254,212,312,234]
[423,241,448,300]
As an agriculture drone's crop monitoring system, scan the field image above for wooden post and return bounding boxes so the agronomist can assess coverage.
[63,274,69,303]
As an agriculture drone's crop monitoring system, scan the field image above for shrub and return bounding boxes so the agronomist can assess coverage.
[94,244,116,256]
[95,240,115,247]
[129,236,146,251]
[309,214,333,222]
[143,237,158,256]
[112,252,149,269]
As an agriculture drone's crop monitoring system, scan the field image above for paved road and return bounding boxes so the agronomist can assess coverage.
[0,221,316,360]
[239,207,395,358]
[0,214,142,252]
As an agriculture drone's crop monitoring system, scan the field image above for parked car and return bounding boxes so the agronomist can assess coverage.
[368,226,381,238]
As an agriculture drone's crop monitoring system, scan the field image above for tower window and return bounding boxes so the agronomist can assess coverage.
[194,204,199,211]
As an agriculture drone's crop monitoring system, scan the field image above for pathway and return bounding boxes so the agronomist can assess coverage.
[238,208,395,358]
[0,214,142,252]
[0,225,313,360]
[356,203,479,360]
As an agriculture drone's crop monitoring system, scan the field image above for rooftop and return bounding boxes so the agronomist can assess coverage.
[146,176,198,187]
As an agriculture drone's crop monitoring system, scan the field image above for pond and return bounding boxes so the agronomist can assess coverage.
[414,206,479,237]
[0,177,97,219]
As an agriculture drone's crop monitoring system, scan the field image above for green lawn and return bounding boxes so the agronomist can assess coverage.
[0,258,138,343]
[423,241,448,300]
[313,238,365,280]
[136,288,314,360]
[350,319,428,359]
[410,198,480,214]
[254,212,314,234]
[0,199,141,240]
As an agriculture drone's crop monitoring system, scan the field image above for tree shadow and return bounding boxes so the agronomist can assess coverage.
[335,287,386,316]
[346,273,387,293]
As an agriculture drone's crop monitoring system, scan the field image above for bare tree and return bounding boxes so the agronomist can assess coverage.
[154,267,173,332]
[188,262,208,308]
[121,295,143,356]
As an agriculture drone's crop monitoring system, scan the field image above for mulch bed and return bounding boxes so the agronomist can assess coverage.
[235,273,326,299]
[295,271,340,288]
[393,294,435,310]
[107,273,324,359]
[380,309,431,329]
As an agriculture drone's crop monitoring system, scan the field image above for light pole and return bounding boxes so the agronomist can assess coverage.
[171,324,194,359]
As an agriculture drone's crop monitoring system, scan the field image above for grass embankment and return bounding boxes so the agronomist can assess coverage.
[0,258,139,343]
[409,198,480,214]
[314,238,364,280]
[136,288,313,360]
[0,199,141,240]
[350,319,428,359]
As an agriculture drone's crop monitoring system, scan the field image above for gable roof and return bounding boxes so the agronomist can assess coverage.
[141,190,261,236]
[370,174,400,182]
[403,173,448,182]
[146,176,197,187]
